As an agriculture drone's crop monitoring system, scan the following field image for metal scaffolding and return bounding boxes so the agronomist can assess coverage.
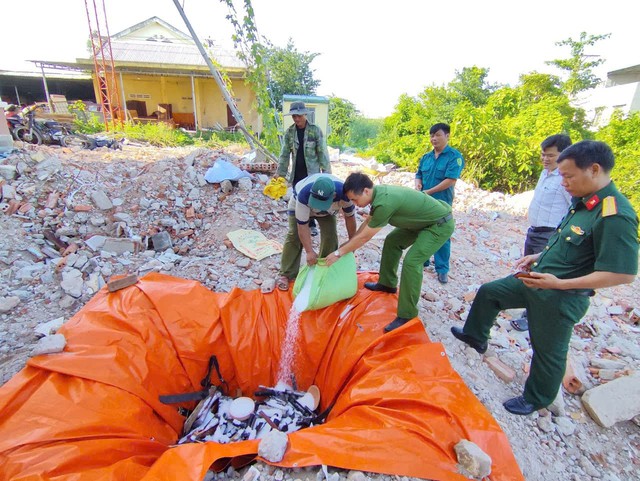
[84,0,123,130]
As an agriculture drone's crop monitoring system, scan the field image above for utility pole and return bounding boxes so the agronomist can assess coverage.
[172,0,257,148]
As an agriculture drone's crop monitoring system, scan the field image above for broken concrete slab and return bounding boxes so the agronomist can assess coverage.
[258,430,288,463]
[32,334,66,356]
[0,296,20,313]
[582,373,640,427]
[102,238,137,255]
[454,439,492,479]
[90,190,113,210]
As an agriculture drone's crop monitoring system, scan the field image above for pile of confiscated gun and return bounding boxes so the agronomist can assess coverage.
[160,356,325,445]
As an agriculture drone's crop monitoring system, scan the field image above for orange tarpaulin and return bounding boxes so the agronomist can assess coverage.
[0,272,524,481]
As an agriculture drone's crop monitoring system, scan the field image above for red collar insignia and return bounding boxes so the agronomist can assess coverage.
[585,194,600,211]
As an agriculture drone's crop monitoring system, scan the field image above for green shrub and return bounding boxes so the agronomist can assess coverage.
[121,122,193,147]
[596,111,640,214]
[192,129,248,148]
[349,118,383,151]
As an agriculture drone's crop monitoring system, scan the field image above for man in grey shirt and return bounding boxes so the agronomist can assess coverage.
[511,134,572,331]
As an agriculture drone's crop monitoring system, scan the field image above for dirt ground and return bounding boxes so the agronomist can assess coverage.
[0,143,638,481]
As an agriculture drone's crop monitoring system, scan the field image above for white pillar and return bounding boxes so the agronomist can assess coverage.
[191,75,199,131]
[119,71,129,121]
[39,64,53,112]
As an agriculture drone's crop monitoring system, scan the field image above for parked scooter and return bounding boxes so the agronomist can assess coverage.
[4,105,25,133]
[11,103,84,147]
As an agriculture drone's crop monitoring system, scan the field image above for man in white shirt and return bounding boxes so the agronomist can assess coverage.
[511,134,573,331]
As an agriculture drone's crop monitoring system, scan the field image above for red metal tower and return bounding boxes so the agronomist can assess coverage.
[84,0,123,130]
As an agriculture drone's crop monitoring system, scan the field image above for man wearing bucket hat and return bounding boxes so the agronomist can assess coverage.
[276,173,357,291]
[277,101,332,236]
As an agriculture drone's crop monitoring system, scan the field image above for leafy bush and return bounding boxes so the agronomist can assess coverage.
[349,118,383,151]
[596,111,640,213]
[369,70,591,194]
[121,122,193,147]
[327,96,358,149]
[193,129,248,148]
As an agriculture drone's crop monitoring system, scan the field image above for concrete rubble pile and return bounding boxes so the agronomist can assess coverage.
[1,143,639,481]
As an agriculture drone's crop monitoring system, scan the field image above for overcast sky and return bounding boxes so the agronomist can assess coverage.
[1,0,637,118]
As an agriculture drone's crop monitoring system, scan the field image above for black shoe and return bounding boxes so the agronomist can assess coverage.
[503,395,537,415]
[510,316,529,332]
[310,226,319,237]
[450,326,488,354]
[364,282,397,294]
[437,272,448,284]
[384,317,411,332]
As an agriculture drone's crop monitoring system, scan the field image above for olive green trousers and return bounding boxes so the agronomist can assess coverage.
[279,215,337,280]
[463,275,589,408]
[378,219,454,319]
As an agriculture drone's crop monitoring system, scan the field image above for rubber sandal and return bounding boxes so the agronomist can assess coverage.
[510,317,529,332]
[276,276,289,291]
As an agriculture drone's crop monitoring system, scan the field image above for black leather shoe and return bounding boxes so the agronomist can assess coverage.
[503,395,537,415]
[364,282,397,294]
[384,317,410,332]
[510,316,529,332]
[450,326,488,354]
[437,272,448,284]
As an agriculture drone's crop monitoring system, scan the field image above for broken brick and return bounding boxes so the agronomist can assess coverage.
[18,203,33,214]
[73,204,93,212]
[563,356,587,394]
[45,192,59,209]
[62,243,79,257]
[107,274,139,293]
[484,356,516,383]
[185,206,195,219]
[177,229,194,238]
[6,200,20,216]
[463,291,476,302]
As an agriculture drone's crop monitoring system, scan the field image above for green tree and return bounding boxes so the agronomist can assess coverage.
[265,39,320,110]
[370,67,496,168]
[595,111,640,213]
[219,0,280,153]
[369,68,591,192]
[327,96,359,148]
[369,94,433,166]
[546,32,611,97]
[349,118,383,151]
[448,66,498,107]
[454,72,590,192]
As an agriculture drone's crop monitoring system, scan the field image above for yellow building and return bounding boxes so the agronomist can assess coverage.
[42,17,258,132]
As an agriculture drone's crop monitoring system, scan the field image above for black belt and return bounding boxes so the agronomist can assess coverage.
[562,289,595,297]
[529,226,556,233]
[429,213,453,227]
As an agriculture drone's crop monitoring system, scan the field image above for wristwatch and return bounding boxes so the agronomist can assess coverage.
[333,250,341,258]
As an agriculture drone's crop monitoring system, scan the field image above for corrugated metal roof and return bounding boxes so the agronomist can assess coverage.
[98,40,246,70]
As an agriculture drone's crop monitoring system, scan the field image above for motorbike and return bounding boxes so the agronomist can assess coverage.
[71,133,124,150]
[11,104,87,147]
[5,114,24,135]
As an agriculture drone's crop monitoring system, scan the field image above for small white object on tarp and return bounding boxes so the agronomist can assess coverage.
[204,159,252,184]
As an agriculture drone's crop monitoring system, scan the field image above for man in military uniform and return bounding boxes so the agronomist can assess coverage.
[451,140,638,415]
[415,123,465,284]
[325,172,455,332]
[277,101,331,236]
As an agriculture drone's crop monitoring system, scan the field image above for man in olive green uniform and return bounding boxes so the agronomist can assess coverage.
[451,140,638,415]
[277,101,331,236]
[325,172,454,333]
